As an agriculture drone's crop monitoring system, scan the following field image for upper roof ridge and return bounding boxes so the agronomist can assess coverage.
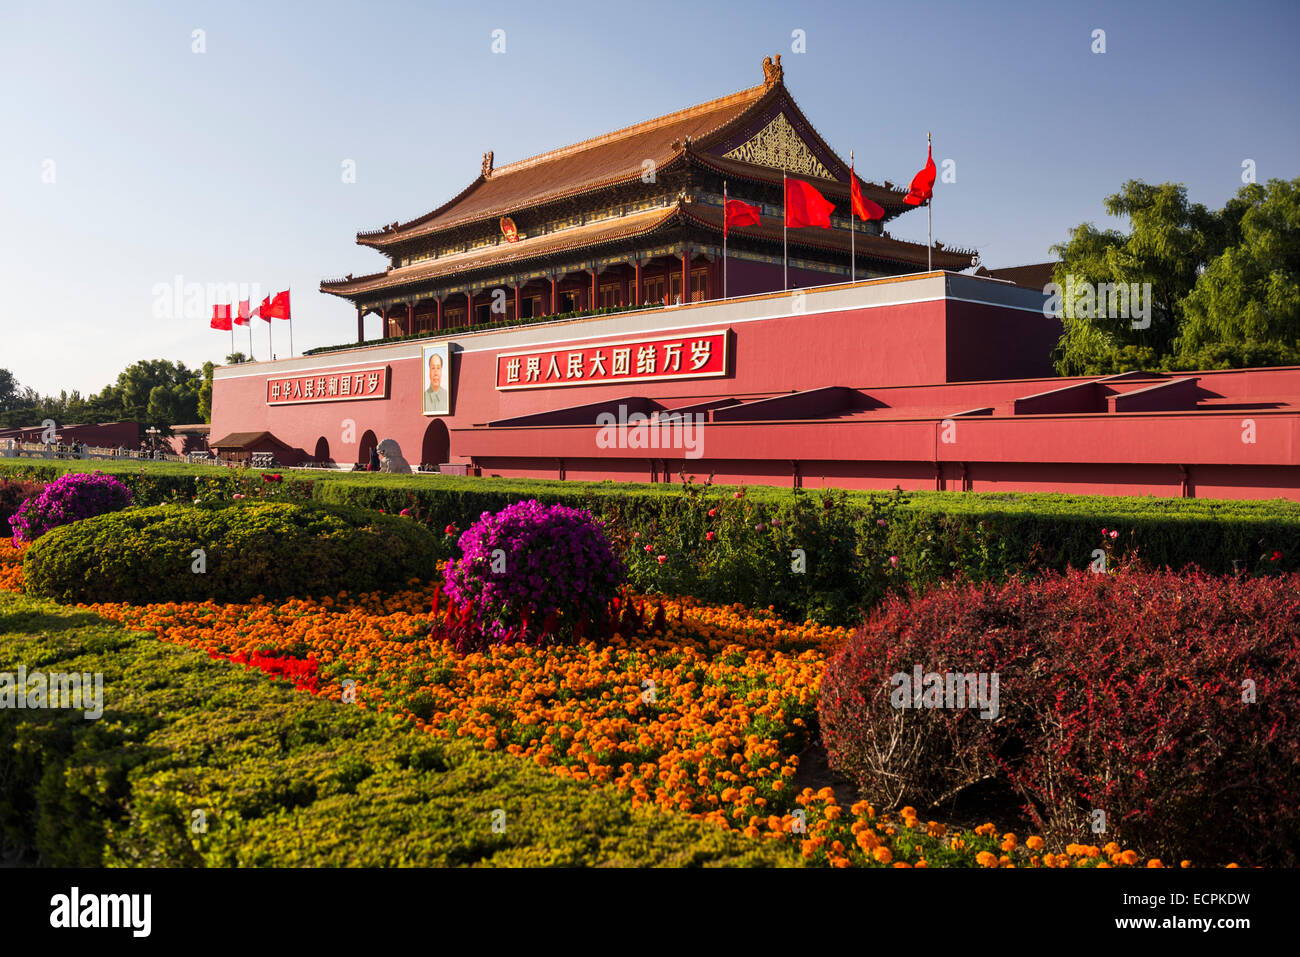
[490,82,769,178]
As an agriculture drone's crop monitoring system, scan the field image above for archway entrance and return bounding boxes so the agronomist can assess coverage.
[314,436,331,464]
[421,419,450,470]
[358,430,377,469]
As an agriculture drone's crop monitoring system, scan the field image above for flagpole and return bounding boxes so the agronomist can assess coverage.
[267,311,272,360]
[782,168,788,290]
[850,150,856,284]
[723,180,728,300]
[248,318,253,360]
[927,132,933,272]
[229,317,234,357]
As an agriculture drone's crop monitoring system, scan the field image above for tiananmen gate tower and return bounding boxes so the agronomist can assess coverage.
[319,54,976,337]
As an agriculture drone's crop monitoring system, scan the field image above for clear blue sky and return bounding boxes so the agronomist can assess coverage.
[2,0,1297,397]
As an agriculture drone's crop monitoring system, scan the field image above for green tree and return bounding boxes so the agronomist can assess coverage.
[95,359,202,429]
[198,361,215,424]
[1050,181,1225,375]
[0,369,19,412]
[1174,178,1300,368]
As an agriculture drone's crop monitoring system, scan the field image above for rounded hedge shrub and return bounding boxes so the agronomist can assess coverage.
[819,568,1300,866]
[442,499,625,646]
[23,501,441,604]
[9,471,131,543]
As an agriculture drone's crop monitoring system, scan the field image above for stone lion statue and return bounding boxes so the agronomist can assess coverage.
[376,439,412,474]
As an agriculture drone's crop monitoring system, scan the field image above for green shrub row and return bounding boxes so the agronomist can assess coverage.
[0,593,798,867]
[5,460,1297,624]
[22,501,446,605]
[313,477,1300,624]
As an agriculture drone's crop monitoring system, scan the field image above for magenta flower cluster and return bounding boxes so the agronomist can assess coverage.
[442,499,625,644]
[9,471,133,543]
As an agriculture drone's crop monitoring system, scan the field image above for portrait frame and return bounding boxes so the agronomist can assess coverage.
[422,343,451,416]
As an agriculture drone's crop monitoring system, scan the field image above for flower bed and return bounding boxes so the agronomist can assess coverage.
[0,590,791,868]
[72,572,1185,867]
[0,537,26,591]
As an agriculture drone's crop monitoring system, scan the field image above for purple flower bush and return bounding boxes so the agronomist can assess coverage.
[9,472,133,544]
[442,499,625,646]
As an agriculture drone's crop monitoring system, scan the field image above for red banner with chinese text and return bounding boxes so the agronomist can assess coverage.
[266,366,389,404]
[495,330,729,391]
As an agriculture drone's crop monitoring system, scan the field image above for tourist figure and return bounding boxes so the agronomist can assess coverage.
[376,439,411,474]
[368,446,380,472]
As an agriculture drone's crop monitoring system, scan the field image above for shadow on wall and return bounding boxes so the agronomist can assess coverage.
[421,419,450,469]
[358,430,377,468]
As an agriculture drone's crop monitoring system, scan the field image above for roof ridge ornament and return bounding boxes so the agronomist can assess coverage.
[482,151,494,179]
[762,54,783,88]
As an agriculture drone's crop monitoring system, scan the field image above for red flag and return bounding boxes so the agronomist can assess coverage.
[260,294,273,318]
[234,299,251,326]
[851,172,885,221]
[904,144,936,206]
[784,178,835,228]
[264,290,291,320]
[724,198,761,237]
[210,304,232,331]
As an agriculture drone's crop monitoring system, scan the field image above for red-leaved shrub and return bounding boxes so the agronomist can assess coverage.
[819,568,1300,865]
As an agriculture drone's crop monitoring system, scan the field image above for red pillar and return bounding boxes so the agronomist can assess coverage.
[466,289,474,325]
[514,283,521,322]
[407,302,415,336]
[590,268,597,311]
[634,260,641,305]
[550,276,558,315]
[382,304,389,336]
[356,306,364,343]
[681,249,689,304]
[436,296,444,330]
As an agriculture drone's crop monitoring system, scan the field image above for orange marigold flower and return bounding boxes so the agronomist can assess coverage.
[856,829,881,852]
[872,846,893,864]
[975,851,998,868]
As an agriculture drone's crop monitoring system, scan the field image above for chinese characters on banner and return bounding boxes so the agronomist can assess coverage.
[496,330,728,391]
[266,366,389,405]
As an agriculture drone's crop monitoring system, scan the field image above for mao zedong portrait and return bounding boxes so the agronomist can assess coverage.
[424,349,449,414]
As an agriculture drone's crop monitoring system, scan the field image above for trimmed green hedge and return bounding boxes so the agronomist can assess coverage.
[22,501,445,604]
[0,592,799,867]
[6,460,1298,623]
